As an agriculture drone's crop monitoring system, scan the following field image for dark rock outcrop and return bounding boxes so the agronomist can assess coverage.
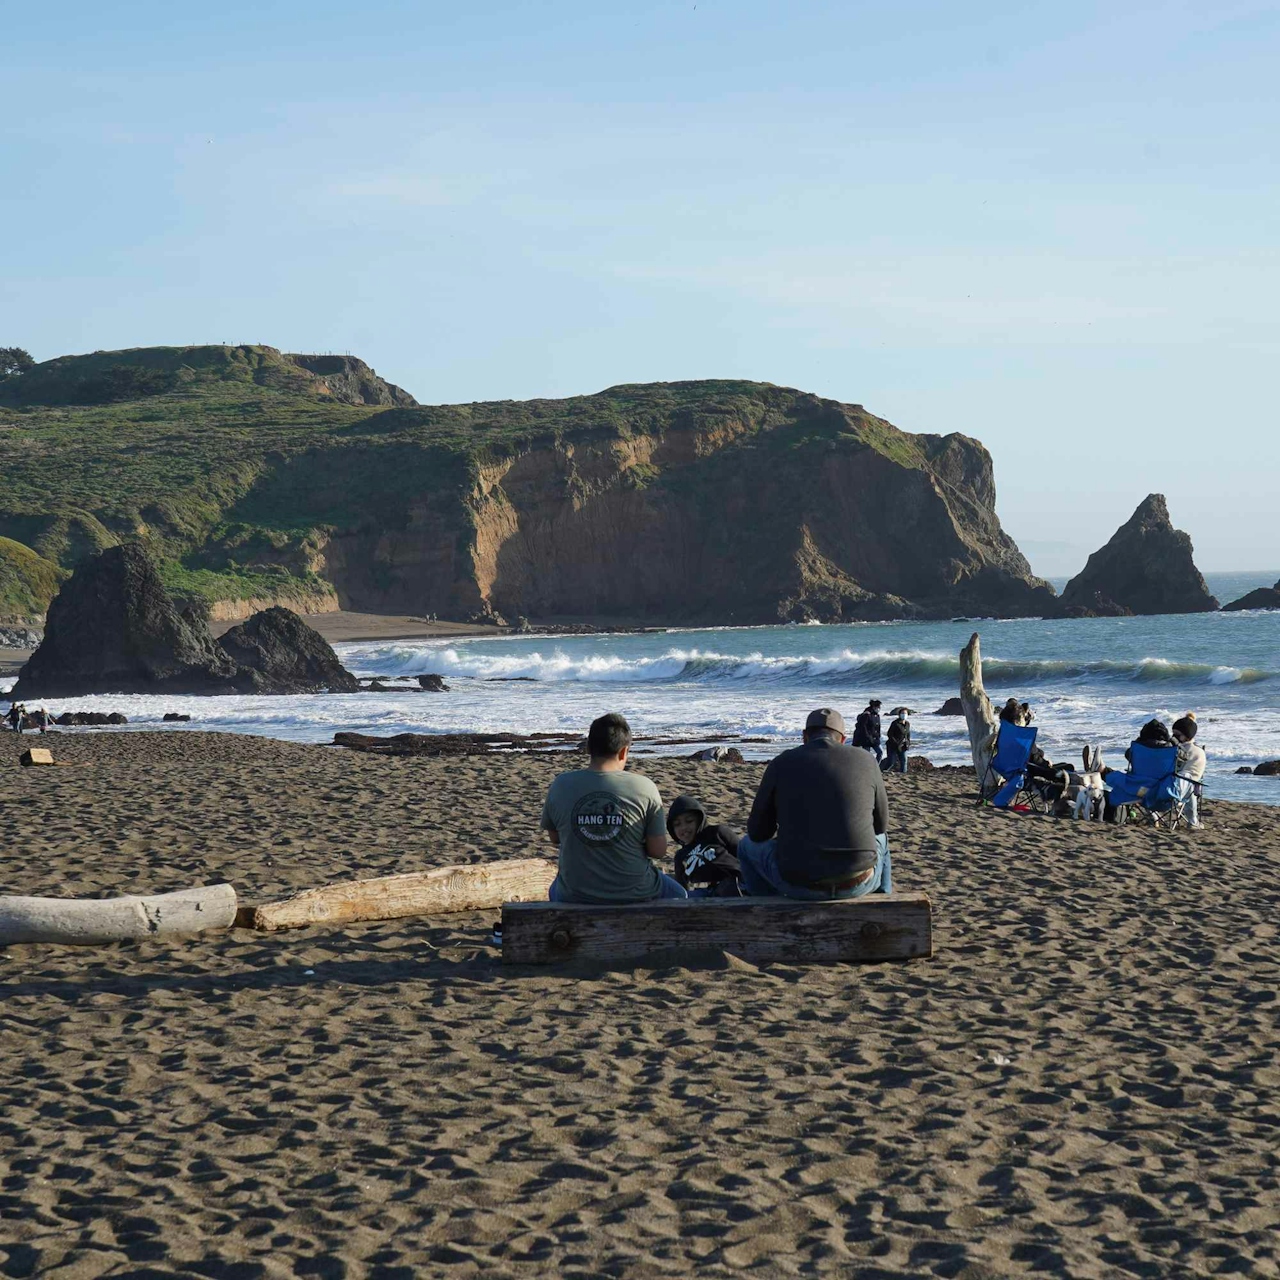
[13,545,240,698]
[1054,496,1218,617]
[418,674,449,692]
[53,711,128,726]
[13,545,359,697]
[217,607,359,694]
[933,697,964,716]
[283,354,417,408]
[1222,580,1280,612]
[163,712,192,721]
[1254,760,1280,777]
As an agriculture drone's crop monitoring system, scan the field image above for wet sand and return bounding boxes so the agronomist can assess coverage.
[1,731,1278,1277]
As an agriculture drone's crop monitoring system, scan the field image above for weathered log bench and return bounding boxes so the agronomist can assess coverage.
[501,892,932,965]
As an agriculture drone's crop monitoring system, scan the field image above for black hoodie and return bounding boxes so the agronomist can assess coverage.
[667,795,742,893]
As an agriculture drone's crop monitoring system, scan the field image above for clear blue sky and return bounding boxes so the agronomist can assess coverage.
[3,1,1277,574]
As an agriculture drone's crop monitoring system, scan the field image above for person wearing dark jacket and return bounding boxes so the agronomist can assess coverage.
[883,712,910,773]
[737,707,891,899]
[667,795,743,897]
[851,700,883,762]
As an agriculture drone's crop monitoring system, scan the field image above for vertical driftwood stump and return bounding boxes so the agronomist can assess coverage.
[960,631,1000,792]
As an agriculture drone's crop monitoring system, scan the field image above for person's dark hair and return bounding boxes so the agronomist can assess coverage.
[587,712,632,758]
[1172,716,1198,741]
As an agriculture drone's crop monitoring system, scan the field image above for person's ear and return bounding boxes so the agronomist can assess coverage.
[617,743,629,764]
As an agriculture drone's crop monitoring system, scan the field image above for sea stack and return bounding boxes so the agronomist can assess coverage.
[13,544,360,697]
[13,544,240,697]
[217,606,360,693]
[1054,495,1218,618]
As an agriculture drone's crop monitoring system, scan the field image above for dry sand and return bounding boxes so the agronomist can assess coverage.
[1,730,1278,1278]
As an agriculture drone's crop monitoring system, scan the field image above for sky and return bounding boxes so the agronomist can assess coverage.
[3,1,1278,576]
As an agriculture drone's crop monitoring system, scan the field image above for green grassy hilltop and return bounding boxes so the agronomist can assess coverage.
[0,344,1045,624]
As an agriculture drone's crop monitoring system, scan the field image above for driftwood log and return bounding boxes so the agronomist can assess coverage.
[960,631,1001,792]
[237,859,558,932]
[501,894,933,966]
[0,884,238,946]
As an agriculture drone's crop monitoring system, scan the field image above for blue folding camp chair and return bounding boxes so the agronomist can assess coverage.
[1105,743,1191,829]
[981,722,1041,810]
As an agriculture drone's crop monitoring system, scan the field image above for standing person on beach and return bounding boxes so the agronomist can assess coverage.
[541,712,688,903]
[851,699,883,762]
[738,708,891,899]
[883,711,911,773]
[7,702,22,734]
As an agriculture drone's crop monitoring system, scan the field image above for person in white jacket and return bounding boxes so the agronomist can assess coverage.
[1172,715,1206,829]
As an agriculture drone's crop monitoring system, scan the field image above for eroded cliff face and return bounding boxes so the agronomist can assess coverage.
[301,391,1053,623]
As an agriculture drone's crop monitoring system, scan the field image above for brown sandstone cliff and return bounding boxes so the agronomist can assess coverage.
[292,385,1054,624]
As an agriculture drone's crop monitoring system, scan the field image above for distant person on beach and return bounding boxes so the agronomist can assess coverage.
[7,703,22,734]
[541,712,687,903]
[883,711,911,773]
[738,707,890,899]
[667,795,742,897]
[1172,715,1206,829]
[851,699,883,762]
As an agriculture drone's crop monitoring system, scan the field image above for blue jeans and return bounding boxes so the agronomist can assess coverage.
[882,749,907,774]
[548,872,688,903]
[737,833,891,899]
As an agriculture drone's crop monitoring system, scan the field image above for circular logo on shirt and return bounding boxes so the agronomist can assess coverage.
[572,791,628,844]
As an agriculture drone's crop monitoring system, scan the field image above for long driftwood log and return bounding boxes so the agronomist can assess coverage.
[237,859,558,932]
[960,631,1001,792]
[502,894,933,966]
[0,884,238,946]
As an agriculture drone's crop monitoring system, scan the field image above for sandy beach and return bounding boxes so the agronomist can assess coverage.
[2,730,1278,1277]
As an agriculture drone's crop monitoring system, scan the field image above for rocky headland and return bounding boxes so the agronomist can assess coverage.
[0,345,1054,625]
[12,545,358,698]
[1053,494,1219,617]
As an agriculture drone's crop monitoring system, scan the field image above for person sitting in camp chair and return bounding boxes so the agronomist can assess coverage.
[983,719,1040,809]
[1104,719,1187,827]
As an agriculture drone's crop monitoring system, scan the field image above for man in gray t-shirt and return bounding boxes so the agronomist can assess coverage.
[541,713,687,903]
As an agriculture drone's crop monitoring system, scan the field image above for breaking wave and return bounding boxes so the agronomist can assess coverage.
[338,643,1274,688]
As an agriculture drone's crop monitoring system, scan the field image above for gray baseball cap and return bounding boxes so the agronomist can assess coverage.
[805,707,846,734]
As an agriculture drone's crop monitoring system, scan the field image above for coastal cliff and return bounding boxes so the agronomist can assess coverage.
[0,346,1053,624]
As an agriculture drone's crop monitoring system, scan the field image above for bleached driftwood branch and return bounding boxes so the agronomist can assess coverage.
[237,859,558,932]
[960,631,1001,793]
[0,884,238,946]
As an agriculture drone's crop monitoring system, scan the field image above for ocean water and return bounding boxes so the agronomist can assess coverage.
[16,572,1279,806]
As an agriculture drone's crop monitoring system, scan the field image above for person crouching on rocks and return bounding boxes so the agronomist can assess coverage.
[540,712,687,903]
[667,795,743,897]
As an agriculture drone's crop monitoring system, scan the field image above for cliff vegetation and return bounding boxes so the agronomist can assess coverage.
[0,344,1052,624]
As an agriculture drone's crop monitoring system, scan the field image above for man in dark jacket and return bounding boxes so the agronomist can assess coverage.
[667,795,742,896]
[851,700,882,762]
[737,708,891,899]
[883,711,910,773]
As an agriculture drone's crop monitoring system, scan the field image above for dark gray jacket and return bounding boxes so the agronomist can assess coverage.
[746,738,888,885]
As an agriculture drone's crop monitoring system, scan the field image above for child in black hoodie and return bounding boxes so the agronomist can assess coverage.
[667,794,743,897]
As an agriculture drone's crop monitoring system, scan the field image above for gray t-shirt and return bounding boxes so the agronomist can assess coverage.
[540,767,666,903]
